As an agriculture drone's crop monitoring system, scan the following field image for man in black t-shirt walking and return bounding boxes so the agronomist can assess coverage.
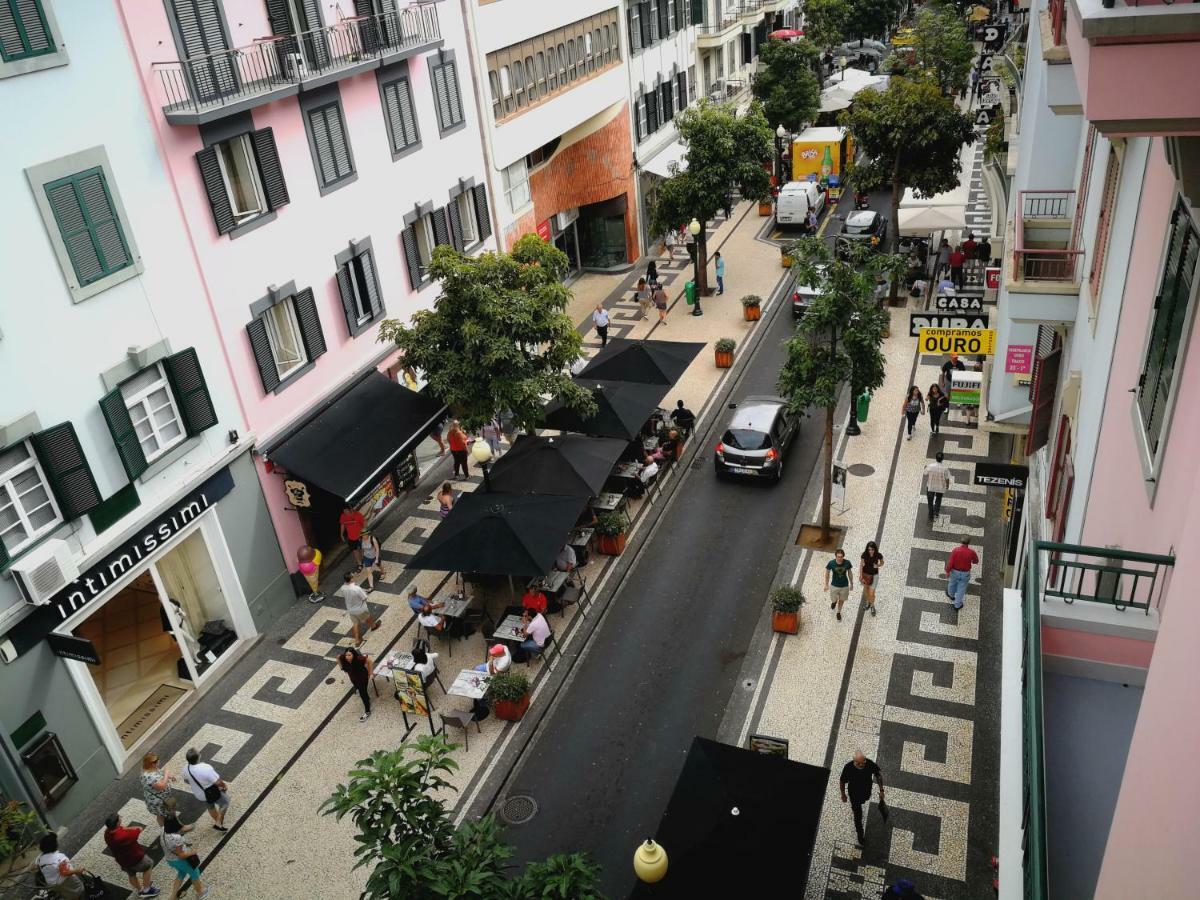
[839,750,887,845]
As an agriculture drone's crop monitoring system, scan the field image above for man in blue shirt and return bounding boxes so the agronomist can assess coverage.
[714,251,726,295]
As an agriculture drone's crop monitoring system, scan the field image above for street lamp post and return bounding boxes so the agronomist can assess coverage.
[633,838,668,885]
[470,439,494,490]
[688,218,703,316]
[775,124,787,188]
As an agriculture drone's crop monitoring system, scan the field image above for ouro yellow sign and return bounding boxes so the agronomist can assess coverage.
[918,328,997,356]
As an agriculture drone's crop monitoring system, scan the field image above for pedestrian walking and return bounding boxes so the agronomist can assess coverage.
[962,232,977,259]
[646,259,659,287]
[634,277,652,320]
[182,748,231,832]
[977,234,992,264]
[653,284,669,324]
[839,750,887,846]
[714,251,726,295]
[944,537,979,610]
[949,244,966,289]
[901,386,925,441]
[428,415,446,456]
[935,238,951,279]
[970,66,980,99]
[824,548,854,621]
[339,503,366,571]
[927,383,949,434]
[722,192,734,220]
[338,647,373,722]
[592,304,610,346]
[859,542,884,616]
[664,229,678,259]
[447,420,470,478]
[359,529,384,591]
[159,819,209,900]
[337,572,375,647]
[140,753,172,826]
[923,451,952,523]
[481,417,502,455]
[437,481,455,519]
[940,353,966,392]
[36,832,88,900]
[104,813,160,896]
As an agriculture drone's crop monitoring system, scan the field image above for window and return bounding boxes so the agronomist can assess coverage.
[215,134,266,224]
[489,70,502,119]
[247,287,325,394]
[264,298,307,382]
[119,365,186,463]
[688,65,696,102]
[0,0,54,61]
[512,59,526,107]
[380,73,420,158]
[636,96,648,142]
[43,167,133,288]
[1046,416,1072,520]
[1089,146,1120,300]
[455,192,478,246]
[166,0,235,101]
[336,242,384,336]
[414,214,436,277]
[629,4,641,52]
[445,184,492,253]
[1137,200,1200,460]
[431,58,465,133]
[305,101,355,190]
[0,442,60,557]
[502,158,530,213]
[525,54,536,99]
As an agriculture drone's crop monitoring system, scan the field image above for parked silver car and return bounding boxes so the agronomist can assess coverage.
[714,396,800,482]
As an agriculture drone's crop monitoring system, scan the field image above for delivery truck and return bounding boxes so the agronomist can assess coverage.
[791,127,854,199]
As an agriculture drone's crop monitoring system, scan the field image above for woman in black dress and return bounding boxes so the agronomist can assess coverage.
[860,542,884,617]
[339,647,373,722]
[927,383,949,435]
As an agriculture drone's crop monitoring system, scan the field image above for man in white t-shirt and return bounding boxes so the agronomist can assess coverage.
[337,572,376,647]
[35,832,86,899]
[475,643,512,675]
[183,748,230,831]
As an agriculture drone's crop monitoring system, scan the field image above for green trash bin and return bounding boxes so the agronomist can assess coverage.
[856,391,871,422]
[685,280,696,306]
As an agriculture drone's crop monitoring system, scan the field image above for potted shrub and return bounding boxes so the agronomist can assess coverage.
[758,195,773,217]
[781,246,794,268]
[488,671,531,721]
[595,512,627,555]
[715,337,736,368]
[741,295,763,322]
[770,586,805,634]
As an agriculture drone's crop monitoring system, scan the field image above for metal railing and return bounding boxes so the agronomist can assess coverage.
[739,0,765,16]
[1013,189,1084,283]
[697,17,741,35]
[1036,540,1175,614]
[154,4,440,116]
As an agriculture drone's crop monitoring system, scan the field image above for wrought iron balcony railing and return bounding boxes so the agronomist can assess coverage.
[1013,190,1084,283]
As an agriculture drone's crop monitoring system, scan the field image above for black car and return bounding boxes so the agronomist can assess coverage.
[836,210,888,258]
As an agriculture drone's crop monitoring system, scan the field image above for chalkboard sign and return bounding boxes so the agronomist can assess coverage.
[395,451,419,491]
[748,734,789,757]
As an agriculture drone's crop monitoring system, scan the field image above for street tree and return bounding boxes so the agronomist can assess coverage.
[909,3,975,96]
[802,0,850,49]
[844,0,903,44]
[842,77,975,297]
[752,39,821,133]
[777,239,895,540]
[377,234,596,432]
[321,735,605,899]
[649,101,772,297]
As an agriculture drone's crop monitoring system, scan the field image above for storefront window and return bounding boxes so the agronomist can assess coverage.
[578,197,629,269]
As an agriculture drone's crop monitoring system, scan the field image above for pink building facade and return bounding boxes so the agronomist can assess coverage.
[115,0,496,569]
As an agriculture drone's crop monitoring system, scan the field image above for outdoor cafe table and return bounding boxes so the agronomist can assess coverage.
[568,527,594,549]
[591,491,626,512]
[371,650,414,696]
[611,461,641,480]
[434,592,472,658]
[530,569,569,595]
[447,669,492,700]
[496,614,527,643]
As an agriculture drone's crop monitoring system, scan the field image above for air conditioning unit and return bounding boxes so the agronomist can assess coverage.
[11,539,78,606]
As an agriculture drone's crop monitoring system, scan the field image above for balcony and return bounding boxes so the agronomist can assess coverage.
[696,17,742,48]
[154,5,442,125]
[1001,542,1174,899]
[1005,190,1082,323]
[739,0,765,22]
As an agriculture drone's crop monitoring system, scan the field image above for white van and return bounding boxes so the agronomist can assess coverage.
[775,181,826,227]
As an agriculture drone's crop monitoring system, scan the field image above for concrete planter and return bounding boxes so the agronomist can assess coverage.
[493,694,530,721]
[597,533,626,555]
[772,611,800,634]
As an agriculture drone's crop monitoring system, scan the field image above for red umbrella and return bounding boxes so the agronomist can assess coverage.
[768,28,804,39]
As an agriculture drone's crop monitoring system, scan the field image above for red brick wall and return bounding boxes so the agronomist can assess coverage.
[503,105,639,265]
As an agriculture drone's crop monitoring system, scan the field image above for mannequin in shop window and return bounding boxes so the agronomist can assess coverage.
[166,597,204,663]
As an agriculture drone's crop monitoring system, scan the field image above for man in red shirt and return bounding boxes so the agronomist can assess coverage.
[945,538,979,611]
[948,245,966,289]
[104,812,159,895]
[339,503,366,571]
[521,587,548,615]
[962,232,977,258]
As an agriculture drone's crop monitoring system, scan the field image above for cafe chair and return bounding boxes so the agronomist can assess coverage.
[524,632,559,671]
[440,708,480,751]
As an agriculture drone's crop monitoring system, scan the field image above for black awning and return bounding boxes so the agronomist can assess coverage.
[266,372,444,502]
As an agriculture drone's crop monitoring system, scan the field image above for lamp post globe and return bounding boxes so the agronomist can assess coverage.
[687,219,704,317]
[688,218,701,237]
[633,838,668,884]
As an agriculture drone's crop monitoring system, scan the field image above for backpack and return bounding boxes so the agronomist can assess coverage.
[411,637,430,656]
[81,873,107,900]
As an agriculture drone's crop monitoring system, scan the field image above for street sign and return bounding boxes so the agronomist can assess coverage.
[974,107,997,128]
[985,266,1001,290]
[974,462,1029,489]
[910,312,989,336]
[983,22,1009,51]
[935,294,984,312]
[918,328,997,356]
[978,77,1002,108]
[45,633,101,665]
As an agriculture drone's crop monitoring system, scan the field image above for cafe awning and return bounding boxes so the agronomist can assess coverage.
[642,139,688,178]
[576,338,705,386]
[542,379,670,441]
[264,371,444,502]
[486,434,627,497]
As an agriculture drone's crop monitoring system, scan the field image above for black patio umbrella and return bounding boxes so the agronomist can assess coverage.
[575,338,705,386]
[630,737,830,896]
[542,379,670,441]
[486,434,627,497]
[406,492,588,577]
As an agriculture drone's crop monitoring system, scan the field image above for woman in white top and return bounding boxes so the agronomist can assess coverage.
[35,833,86,900]
[411,646,440,680]
[475,643,512,675]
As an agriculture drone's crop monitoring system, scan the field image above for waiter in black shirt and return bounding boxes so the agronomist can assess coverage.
[839,750,887,845]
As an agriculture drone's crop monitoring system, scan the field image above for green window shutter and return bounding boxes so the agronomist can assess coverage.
[473,185,492,242]
[250,128,290,211]
[100,388,149,480]
[31,423,101,522]
[87,482,141,535]
[247,317,282,393]
[163,347,218,436]
[691,0,703,26]
[401,225,422,289]
[44,168,133,288]
[0,0,55,61]
[292,287,327,361]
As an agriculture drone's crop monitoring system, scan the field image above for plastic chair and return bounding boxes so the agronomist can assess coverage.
[440,709,479,750]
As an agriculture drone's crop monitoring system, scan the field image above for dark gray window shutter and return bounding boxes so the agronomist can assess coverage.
[446,62,463,126]
[309,104,353,185]
[0,530,8,568]
[447,195,464,250]
[473,185,492,241]
[433,64,451,130]
[401,225,422,289]
[690,0,703,26]
[250,128,290,210]
[383,78,419,152]
[677,71,687,110]
[336,264,359,332]
[163,347,218,436]
[658,0,669,38]
[354,0,381,53]
[247,317,282,393]
[640,3,652,46]
[432,207,450,248]
[292,287,327,361]
[627,8,640,52]
[168,0,235,101]
[30,424,100,522]
[196,145,237,235]
[361,250,383,317]
[99,389,149,481]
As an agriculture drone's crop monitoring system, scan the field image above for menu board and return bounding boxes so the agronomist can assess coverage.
[395,451,419,491]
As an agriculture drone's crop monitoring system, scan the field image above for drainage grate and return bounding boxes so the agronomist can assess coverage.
[500,794,538,825]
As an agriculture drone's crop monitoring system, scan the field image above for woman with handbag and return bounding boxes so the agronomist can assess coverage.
[859,542,884,617]
[900,386,925,441]
[160,819,209,900]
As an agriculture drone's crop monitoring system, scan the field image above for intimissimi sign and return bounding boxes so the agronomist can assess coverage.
[4,468,234,658]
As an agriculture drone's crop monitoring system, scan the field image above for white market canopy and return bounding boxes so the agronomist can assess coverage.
[642,139,688,178]
[897,145,973,235]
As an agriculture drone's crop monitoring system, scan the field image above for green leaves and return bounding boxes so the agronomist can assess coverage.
[803,0,851,49]
[377,234,595,432]
[909,5,975,96]
[752,40,821,132]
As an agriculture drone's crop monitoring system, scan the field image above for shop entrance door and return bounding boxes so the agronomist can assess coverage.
[554,223,580,275]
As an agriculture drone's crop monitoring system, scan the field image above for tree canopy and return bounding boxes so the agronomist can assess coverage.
[802,0,850,49]
[909,3,975,96]
[377,234,596,432]
[843,0,904,44]
[752,40,821,132]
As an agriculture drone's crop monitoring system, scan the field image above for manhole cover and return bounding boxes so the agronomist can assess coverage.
[324,677,335,685]
[847,463,875,477]
[500,794,538,825]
